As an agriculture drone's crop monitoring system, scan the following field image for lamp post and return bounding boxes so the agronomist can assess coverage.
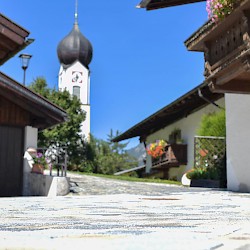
[19,54,32,86]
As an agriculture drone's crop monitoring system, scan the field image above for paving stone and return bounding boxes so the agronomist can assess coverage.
[0,174,250,249]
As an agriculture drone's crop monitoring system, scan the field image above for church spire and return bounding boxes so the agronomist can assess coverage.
[74,0,78,24]
[57,0,93,68]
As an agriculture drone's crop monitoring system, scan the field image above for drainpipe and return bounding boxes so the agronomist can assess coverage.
[198,89,224,110]
[140,137,152,174]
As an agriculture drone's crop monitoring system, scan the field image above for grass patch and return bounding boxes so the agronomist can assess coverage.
[69,171,181,185]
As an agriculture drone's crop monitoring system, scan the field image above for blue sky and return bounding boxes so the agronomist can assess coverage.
[2,0,208,148]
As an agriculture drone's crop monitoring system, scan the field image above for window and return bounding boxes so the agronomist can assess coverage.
[73,86,80,99]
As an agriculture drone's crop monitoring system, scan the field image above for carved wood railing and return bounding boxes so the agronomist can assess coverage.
[206,15,247,67]
[204,13,250,78]
[185,0,250,94]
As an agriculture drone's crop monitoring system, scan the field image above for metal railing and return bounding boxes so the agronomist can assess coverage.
[37,146,68,177]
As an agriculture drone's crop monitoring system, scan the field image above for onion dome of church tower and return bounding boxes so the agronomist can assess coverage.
[57,9,93,68]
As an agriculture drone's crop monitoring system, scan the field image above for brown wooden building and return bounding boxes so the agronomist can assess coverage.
[0,13,67,196]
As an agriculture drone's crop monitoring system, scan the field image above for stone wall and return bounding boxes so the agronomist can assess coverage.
[25,173,70,197]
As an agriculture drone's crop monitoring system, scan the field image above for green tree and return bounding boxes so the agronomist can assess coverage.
[29,77,86,165]
[29,78,137,173]
[80,131,137,175]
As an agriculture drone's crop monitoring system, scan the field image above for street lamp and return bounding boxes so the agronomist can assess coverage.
[19,54,32,86]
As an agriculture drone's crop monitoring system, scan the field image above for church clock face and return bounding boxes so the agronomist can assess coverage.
[72,71,83,83]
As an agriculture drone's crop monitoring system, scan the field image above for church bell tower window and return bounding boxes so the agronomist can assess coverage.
[73,86,80,99]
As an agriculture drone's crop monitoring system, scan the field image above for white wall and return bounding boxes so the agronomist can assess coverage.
[23,126,38,195]
[82,104,90,141]
[58,61,90,139]
[146,98,225,181]
[225,94,250,192]
[58,61,90,105]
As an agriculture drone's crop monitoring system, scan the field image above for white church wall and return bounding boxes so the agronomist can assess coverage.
[82,104,90,140]
[225,94,250,192]
[58,61,90,139]
[58,62,89,105]
[146,98,225,181]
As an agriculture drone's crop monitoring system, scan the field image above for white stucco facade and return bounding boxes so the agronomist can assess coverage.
[23,126,38,196]
[225,94,250,192]
[58,61,90,140]
[145,98,225,181]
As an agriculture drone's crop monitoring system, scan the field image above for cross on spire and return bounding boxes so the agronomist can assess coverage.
[74,0,78,24]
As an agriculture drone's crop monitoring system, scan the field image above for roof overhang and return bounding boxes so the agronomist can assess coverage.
[136,0,205,10]
[0,13,34,65]
[113,82,223,142]
[0,72,68,130]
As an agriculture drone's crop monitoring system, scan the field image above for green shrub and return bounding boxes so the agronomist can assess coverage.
[197,109,226,137]
[187,166,220,180]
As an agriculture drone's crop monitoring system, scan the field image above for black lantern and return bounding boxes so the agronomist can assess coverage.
[19,54,32,86]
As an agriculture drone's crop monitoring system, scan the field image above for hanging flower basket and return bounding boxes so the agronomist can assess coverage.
[146,140,167,159]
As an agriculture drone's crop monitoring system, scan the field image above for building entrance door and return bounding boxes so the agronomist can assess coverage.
[0,126,24,196]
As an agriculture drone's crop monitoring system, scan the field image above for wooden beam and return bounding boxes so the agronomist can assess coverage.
[146,0,205,10]
[209,80,250,94]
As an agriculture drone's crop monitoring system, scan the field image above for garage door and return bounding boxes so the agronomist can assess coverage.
[0,126,24,196]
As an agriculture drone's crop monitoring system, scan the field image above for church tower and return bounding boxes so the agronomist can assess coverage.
[57,1,93,140]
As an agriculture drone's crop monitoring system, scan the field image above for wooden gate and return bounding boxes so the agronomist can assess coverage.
[0,126,24,196]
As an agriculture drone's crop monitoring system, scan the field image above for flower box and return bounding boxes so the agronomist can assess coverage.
[185,0,250,94]
[190,179,221,188]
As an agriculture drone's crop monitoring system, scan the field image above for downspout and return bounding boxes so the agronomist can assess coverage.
[140,136,152,174]
[198,89,224,110]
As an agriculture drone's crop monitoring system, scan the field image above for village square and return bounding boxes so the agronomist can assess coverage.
[1,0,250,249]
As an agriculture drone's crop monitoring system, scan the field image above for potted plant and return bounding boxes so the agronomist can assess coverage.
[206,0,240,22]
[186,166,221,188]
[31,152,47,174]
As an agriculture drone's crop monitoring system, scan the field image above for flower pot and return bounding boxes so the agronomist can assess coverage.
[190,179,220,188]
[31,164,44,174]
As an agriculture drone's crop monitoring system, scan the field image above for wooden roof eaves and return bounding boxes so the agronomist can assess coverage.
[0,72,68,127]
[137,0,205,10]
[112,82,223,142]
[0,13,30,37]
[0,38,34,66]
[0,13,34,65]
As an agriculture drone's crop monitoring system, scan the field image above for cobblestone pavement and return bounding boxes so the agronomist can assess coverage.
[1,174,250,249]
[68,173,202,195]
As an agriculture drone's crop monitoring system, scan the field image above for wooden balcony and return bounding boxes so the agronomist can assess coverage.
[146,144,187,179]
[185,0,250,94]
[152,144,187,169]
